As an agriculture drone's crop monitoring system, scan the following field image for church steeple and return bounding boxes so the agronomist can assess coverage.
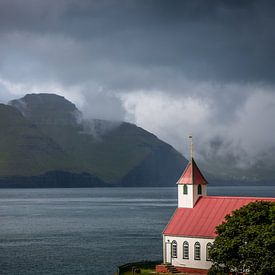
[189,135,194,160]
[177,136,207,208]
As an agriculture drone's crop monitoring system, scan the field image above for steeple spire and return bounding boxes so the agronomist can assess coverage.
[177,136,207,186]
[189,135,193,160]
[177,136,208,208]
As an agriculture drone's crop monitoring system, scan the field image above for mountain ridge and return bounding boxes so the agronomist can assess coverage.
[0,93,188,187]
[2,93,272,187]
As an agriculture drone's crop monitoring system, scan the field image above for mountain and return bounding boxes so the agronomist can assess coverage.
[0,93,187,187]
[0,103,71,176]
[203,163,275,186]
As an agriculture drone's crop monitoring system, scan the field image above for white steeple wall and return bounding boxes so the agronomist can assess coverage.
[178,183,207,208]
[178,184,194,208]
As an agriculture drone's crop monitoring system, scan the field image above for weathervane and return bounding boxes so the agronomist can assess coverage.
[189,135,193,160]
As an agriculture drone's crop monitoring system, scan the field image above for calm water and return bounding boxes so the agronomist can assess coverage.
[0,186,274,275]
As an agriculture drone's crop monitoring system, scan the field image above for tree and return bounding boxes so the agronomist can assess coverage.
[208,201,275,275]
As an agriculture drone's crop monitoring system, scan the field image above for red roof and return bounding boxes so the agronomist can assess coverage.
[177,158,207,185]
[163,196,275,238]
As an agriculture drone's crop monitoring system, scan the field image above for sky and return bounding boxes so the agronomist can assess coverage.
[0,0,275,174]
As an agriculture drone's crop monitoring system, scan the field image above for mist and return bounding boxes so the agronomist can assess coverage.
[0,0,275,176]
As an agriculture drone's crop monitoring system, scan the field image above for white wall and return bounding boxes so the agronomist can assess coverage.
[178,184,194,208]
[193,184,207,206]
[163,235,214,270]
[178,184,207,208]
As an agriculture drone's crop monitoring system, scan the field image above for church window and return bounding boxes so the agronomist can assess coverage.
[171,241,177,258]
[206,243,212,261]
[183,241,189,259]
[183,184,188,194]
[194,242,201,260]
[198,184,202,195]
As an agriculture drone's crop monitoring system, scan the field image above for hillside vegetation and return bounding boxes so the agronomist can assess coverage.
[0,93,187,187]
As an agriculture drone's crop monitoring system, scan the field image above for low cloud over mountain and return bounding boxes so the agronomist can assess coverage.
[0,1,275,179]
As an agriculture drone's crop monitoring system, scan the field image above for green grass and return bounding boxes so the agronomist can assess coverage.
[0,104,75,176]
[119,268,157,275]
[37,123,154,182]
[119,268,186,275]
[0,103,155,180]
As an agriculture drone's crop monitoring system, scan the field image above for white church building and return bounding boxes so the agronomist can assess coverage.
[156,148,275,274]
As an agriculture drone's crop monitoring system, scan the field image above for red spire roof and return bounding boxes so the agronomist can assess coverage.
[163,196,275,238]
[177,158,207,185]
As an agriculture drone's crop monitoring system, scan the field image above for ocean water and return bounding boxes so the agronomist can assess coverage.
[0,186,274,275]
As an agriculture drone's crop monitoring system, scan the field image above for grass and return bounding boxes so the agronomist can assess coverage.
[119,268,185,275]
[119,268,189,275]
[120,268,156,274]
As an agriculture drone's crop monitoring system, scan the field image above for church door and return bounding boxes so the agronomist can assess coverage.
[165,242,172,264]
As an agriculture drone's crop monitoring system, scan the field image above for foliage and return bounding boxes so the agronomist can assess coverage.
[208,201,275,275]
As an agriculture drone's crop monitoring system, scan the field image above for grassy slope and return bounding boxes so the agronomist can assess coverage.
[0,104,75,176]
[8,94,187,184]
[27,121,161,183]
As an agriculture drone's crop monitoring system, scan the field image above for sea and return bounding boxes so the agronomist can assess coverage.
[0,186,274,275]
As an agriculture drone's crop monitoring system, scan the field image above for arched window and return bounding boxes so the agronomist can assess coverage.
[194,242,201,260]
[206,243,212,261]
[197,184,202,195]
[171,241,177,258]
[183,184,188,194]
[183,241,189,259]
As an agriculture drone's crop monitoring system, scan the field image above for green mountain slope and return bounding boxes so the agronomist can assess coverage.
[0,104,74,177]
[2,93,187,187]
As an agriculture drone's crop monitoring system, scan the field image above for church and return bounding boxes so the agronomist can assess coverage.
[156,139,275,274]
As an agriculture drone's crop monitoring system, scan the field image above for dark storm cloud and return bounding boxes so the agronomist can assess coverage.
[0,0,275,88]
[0,0,275,176]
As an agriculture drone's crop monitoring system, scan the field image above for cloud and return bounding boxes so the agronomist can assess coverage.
[0,78,29,103]
[120,82,275,170]
[0,0,275,178]
[233,91,275,164]
[121,90,211,152]
[78,88,126,122]
[0,76,126,122]
[1,0,275,88]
